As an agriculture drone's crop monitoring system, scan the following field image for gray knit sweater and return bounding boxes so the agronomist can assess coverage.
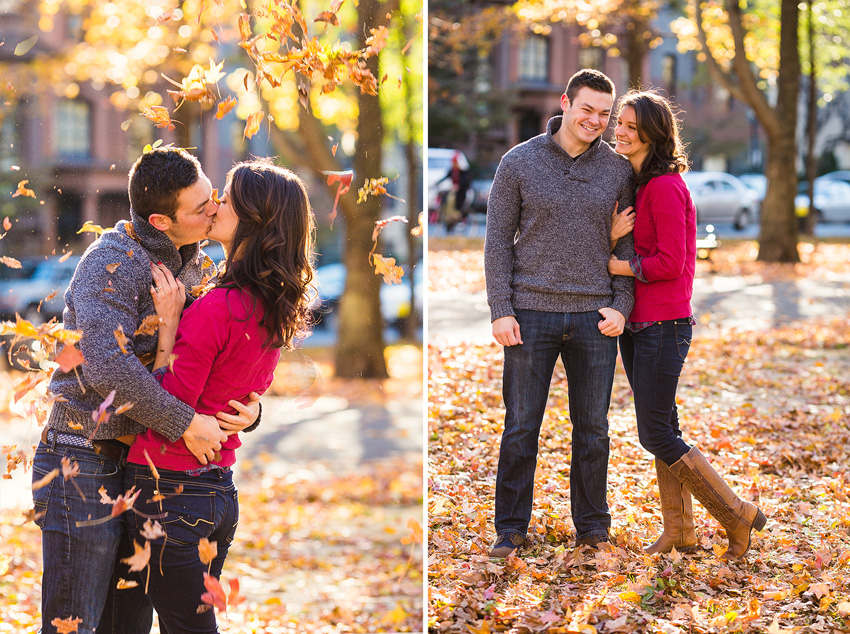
[46,209,217,441]
[485,116,636,322]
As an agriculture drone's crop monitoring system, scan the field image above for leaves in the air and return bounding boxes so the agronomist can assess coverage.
[12,180,35,198]
[142,105,176,130]
[371,254,403,284]
[32,468,60,491]
[121,540,151,572]
[114,325,130,354]
[243,111,263,139]
[140,519,165,541]
[49,617,82,634]
[323,169,354,225]
[199,537,218,565]
[216,96,238,119]
[0,256,21,269]
[92,390,116,427]
[54,343,85,373]
[105,263,121,273]
[200,572,228,611]
[133,315,162,336]
[77,220,106,237]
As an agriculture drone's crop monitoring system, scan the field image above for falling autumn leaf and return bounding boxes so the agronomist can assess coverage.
[0,256,22,269]
[77,220,106,237]
[372,254,404,284]
[323,170,353,226]
[142,105,176,130]
[32,468,60,490]
[3,217,10,230]
[114,326,130,354]
[243,112,263,139]
[121,540,151,572]
[12,180,35,198]
[116,578,140,590]
[54,343,85,373]
[92,389,116,427]
[111,487,140,518]
[133,315,162,336]
[105,263,121,274]
[50,617,82,634]
[140,520,165,541]
[200,572,228,611]
[199,538,218,565]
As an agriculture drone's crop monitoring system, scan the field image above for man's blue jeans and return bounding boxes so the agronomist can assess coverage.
[495,309,618,542]
[124,463,239,634]
[619,319,693,466]
[31,440,152,634]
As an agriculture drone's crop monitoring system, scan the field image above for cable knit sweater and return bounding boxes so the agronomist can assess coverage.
[46,209,217,441]
[485,116,636,321]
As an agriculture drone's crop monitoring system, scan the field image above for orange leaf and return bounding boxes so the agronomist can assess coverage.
[142,106,175,130]
[243,112,263,139]
[14,371,49,402]
[133,315,162,336]
[54,343,85,373]
[201,572,228,611]
[323,170,354,226]
[50,617,83,634]
[120,539,151,572]
[12,179,35,198]
[114,326,129,354]
[77,220,106,237]
[114,402,134,415]
[32,468,60,490]
[67,421,83,430]
[61,456,79,480]
[1,255,21,268]
[106,263,121,273]
[3,217,11,230]
[372,254,404,284]
[111,487,140,518]
[228,578,244,607]
[142,449,160,480]
[401,518,423,545]
[199,538,218,565]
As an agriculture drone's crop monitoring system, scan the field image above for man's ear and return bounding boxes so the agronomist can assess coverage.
[560,93,570,113]
[147,213,172,232]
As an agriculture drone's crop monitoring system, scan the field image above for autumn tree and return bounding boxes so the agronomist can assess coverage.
[513,0,663,88]
[4,0,422,378]
[673,0,800,262]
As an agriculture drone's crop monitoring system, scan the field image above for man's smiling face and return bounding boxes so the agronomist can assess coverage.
[559,86,614,154]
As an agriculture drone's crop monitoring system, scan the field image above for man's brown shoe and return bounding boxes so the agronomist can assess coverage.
[575,534,610,549]
[489,533,526,558]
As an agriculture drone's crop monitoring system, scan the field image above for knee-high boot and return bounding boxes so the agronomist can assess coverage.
[645,459,698,554]
[668,447,767,560]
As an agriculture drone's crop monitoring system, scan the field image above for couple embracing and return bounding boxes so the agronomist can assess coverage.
[32,148,316,633]
[485,69,767,560]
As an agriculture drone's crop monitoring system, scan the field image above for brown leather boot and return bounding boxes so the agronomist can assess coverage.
[645,459,698,554]
[669,447,767,560]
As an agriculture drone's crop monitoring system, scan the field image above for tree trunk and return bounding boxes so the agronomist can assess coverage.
[803,0,817,236]
[757,0,800,263]
[623,6,649,89]
[334,0,389,379]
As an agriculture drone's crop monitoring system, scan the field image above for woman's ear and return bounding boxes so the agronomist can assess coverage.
[147,213,172,232]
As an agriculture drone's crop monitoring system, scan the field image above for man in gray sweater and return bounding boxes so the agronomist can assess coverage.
[32,148,259,634]
[484,69,636,557]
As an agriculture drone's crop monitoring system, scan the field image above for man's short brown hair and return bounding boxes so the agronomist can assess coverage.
[128,148,202,222]
[565,69,615,103]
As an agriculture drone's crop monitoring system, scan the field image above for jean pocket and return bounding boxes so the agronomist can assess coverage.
[157,490,217,546]
[674,323,692,361]
[31,462,55,529]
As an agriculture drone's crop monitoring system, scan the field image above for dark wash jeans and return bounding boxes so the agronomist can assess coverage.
[31,441,152,634]
[124,463,239,634]
[495,309,618,542]
[619,318,693,466]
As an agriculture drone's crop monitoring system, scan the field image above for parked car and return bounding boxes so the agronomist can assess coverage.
[794,178,850,223]
[681,171,759,230]
[310,262,422,330]
[468,177,494,214]
[818,170,850,187]
[427,148,469,215]
[738,173,767,207]
[0,255,81,323]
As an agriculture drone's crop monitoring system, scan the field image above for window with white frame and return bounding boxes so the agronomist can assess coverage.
[54,99,91,159]
[518,35,549,83]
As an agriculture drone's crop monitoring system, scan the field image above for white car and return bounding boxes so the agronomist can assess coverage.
[795,179,850,223]
[682,172,759,230]
[0,255,81,323]
[311,262,422,330]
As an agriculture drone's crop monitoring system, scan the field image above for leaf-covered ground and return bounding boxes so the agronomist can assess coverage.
[428,240,850,634]
[0,346,424,633]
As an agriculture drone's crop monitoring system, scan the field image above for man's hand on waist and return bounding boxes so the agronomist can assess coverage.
[182,414,227,465]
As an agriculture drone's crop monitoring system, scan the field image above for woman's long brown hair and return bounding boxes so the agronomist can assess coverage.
[617,90,689,186]
[218,160,316,349]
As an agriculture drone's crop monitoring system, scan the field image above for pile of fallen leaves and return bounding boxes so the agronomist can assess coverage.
[428,241,850,633]
[1,456,423,633]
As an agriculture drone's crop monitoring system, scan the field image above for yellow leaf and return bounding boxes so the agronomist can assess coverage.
[77,220,106,237]
[243,112,263,139]
[12,179,35,198]
[619,591,641,603]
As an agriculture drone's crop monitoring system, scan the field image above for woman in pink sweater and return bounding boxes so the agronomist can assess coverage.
[608,91,766,561]
[123,160,315,632]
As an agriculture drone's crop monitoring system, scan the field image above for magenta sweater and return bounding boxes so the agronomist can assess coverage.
[628,172,697,323]
[127,287,280,471]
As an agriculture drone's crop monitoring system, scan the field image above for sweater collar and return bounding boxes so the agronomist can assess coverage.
[121,208,201,274]
[545,115,605,162]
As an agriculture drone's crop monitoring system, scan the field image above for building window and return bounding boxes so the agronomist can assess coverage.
[578,47,604,72]
[518,35,549,83]
[662,54,677,95]
[54,99,91,159]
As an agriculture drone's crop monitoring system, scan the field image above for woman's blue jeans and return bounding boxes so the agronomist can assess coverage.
[495,309,618,542]
[123,464,239,634]
[619,319,693,466]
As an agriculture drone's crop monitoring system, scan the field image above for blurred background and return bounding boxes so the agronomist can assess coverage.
[427,0,850,250]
